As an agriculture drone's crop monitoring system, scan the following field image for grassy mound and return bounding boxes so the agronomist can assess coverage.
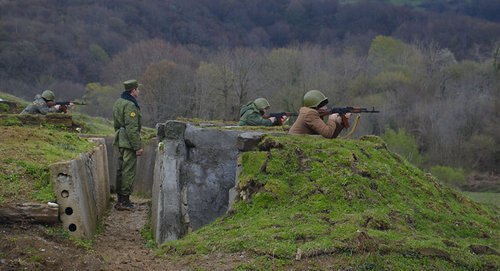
[0,126,97,205]
[160,135,499,270]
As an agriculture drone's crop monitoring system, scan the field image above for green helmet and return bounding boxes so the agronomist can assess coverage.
[41,90,55,101]
[304,90,327,108]
[254,98,270,110]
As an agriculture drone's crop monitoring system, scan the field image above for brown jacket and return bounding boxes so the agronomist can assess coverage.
[288,107,344,138]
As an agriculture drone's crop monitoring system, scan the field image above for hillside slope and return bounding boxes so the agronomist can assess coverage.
[161,135,499,270]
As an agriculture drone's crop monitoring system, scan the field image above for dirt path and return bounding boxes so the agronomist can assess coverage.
[0,197,242,270]
[93,196,169,270]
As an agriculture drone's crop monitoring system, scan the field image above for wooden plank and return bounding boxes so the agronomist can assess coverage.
[0,203,59,224]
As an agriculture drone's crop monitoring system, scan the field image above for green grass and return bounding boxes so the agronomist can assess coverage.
[0,92,30,110]
[0,126,97,205]
[71,112,115,135]
[159,135,499,269]
[464,192,500,209]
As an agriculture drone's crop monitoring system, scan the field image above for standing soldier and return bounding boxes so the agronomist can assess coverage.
[113,79,143,211]
[289,89,350,138]
[21,90,73,114]
[238,98,287,126]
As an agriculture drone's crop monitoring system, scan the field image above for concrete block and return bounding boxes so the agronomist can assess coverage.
[164,120,187,140]
[156,123,165,141]
[87,138,110,218]
[152,139,186,243]
[236,132,264,151]
[85,134,156,196]
[49,142,110,239]
[135,140,157,196]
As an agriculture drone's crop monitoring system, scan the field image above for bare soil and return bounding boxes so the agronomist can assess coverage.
[0,196,247,271]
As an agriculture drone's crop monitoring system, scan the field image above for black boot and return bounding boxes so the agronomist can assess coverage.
[114,194,124,210]
[121,195,136,211]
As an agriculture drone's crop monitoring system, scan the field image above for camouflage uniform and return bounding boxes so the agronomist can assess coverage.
[238,102,275,126]
[113,85,142,197]
[21,94,62,115]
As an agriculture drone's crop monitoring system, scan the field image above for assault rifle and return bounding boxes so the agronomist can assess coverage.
[319,107,379,128]
[55,101,87,113]
[263,112,298,126]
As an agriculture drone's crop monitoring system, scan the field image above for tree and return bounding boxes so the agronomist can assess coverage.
[381,127,423,166]
[81,83,122,119]
[140,60,195,126]
[261,48,304,112]
[194,61,235,120]
[224,47,264,120]
[100,39,198,85]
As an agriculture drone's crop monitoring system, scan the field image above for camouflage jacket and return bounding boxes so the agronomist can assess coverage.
[112,92,142,150]
[20,95,62,115]
[238,102,274,126]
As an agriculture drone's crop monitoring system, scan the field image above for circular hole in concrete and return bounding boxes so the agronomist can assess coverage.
[65,207,73,216]
[61,190,69,198]
[68,224,77,232]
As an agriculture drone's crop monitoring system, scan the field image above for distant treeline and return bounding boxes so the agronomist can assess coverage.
[77,37,499,175]
[1,1,499,175]
[1,0,500,100]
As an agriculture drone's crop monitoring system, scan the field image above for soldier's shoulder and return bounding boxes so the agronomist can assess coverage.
[114,97,131,106]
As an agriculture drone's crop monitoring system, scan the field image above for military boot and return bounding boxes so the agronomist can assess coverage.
[120,195,136,211]
[114,194,124,210]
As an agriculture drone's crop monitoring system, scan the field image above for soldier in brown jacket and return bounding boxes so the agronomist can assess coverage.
[288,90,350,139]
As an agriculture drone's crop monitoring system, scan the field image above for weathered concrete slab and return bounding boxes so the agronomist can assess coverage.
[152,120,265,245]
[87,138,110,217]
[82,134,156,196]
[49,139,109,239]
[236,132,264,151]
[135,140,157,196]
[152,134,186,242]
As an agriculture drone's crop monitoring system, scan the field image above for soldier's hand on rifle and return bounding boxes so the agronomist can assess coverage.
[329,113,341,123]
[54,104,61,110]
[136,149,143,156]
[269,116,276,123]
[67,102,75,109]
[329,113,351,125]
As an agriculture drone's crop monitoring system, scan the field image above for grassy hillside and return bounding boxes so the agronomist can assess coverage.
[0,92,107,205]
[0,126,97,205]
[160,135,499,270]
[0,92,157,205]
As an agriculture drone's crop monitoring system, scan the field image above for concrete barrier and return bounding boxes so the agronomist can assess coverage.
[49,138,109,239]
[82,135,156,196]
[152,121,265,245]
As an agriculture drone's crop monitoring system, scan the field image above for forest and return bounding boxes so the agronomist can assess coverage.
[0,0,499,185]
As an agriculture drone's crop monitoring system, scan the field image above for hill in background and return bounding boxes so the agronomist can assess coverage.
[1,0,499,101]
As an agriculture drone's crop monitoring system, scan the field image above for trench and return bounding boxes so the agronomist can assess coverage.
[49,120,266,246]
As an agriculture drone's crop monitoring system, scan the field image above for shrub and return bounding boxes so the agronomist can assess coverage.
[429,165,466,187]
[381,127,423,166]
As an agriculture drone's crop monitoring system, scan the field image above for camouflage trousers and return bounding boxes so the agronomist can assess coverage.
[116,147,137,196]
